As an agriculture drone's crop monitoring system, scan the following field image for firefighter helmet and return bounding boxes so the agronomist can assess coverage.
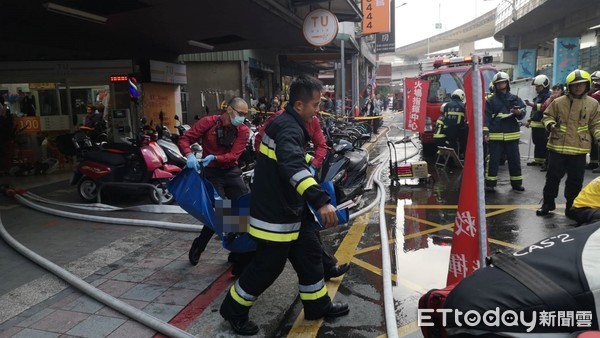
[492,72,510,84]
[532,75,550,88]
[591,71,600,81]
[488,81,494,93]
[440,103,447,113]
[451,89,465,101]
[565,69,591,91]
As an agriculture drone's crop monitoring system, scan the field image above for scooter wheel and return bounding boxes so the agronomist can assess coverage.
[149,180,174,205]
[77,178,98,203]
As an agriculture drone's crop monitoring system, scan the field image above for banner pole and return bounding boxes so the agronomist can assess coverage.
[472,62,488,267]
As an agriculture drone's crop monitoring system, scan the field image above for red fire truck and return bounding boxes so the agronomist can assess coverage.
[418,56,497,155]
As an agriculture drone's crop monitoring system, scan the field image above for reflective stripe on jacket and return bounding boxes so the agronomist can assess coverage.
[484,91,526,141]
[543,95,600,155]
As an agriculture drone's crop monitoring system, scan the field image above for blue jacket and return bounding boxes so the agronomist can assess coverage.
[484,91,526,141]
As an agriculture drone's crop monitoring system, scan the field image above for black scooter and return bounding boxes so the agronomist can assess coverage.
[316,139,369,204]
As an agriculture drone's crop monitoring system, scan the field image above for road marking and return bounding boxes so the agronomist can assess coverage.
[351,257,429,294]
[287,212,371,337]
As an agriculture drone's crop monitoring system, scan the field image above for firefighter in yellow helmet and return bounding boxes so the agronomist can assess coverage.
[538,69,600,216]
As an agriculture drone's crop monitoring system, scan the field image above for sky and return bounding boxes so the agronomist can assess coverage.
[393,0,504,50]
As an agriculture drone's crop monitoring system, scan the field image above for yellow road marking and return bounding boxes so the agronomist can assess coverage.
[351,257,429,293]
[287,212,372,337]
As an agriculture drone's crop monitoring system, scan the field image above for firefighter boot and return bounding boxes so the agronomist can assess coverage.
[536,198,556,216]
[305,302,350,320]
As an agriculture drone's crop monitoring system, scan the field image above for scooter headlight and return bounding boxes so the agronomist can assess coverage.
[332,169,346,183]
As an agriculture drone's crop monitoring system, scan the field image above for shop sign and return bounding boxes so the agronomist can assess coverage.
[362,0,391,35]
[150,60,187,85]
[14,116,41,133]
[29,83,57,90]
[40,115,70,131]
[302,9,338,47]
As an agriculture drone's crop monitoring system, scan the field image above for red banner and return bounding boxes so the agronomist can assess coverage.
[403,78,429,132]
[446,67,488,286]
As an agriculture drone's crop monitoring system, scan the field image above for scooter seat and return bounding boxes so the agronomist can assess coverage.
[83,151,126,166]
[344,149,367,172]
[102,142,137,154]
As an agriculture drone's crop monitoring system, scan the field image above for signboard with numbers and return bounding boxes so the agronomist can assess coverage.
[14,117,41,133]
[40,115,70,131]
[362,0,390,35]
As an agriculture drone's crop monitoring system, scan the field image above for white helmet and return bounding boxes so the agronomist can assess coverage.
[591,71,600,82]
[492,71,510,84]
[440,103,447,113]
[451,89,465,101]
[532,75,550,88]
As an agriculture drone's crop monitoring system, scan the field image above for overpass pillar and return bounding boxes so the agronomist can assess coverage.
[459,41,475,56]
[515,48,537,80]
[552,37,580,84]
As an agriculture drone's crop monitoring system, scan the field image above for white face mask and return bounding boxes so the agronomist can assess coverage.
[232,115,245,126]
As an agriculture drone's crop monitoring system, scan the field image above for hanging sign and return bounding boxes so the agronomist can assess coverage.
[362,0,391,35]
[302,9,339,47]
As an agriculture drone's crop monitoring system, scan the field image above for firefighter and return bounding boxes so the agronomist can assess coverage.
[433,103,449,149]
[442,89,467,158]
[219,74,348,335]
[525,75,551,168]
[537,69,600,216]
[484,72,526,192]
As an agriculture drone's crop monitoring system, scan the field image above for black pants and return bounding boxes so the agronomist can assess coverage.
[542,152,586,205]
[220,226,331,321]
[485,140,522,187]
[531,127,548,163]
[193,167,249,255]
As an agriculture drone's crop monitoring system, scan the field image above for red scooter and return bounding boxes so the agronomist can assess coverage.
[70,120,181,204]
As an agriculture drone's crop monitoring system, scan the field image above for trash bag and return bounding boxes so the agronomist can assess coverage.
[168,168,256,253]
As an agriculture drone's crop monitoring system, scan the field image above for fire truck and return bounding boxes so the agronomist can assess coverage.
[418,56,497,155]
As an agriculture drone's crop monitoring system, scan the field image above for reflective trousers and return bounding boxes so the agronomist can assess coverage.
[531,127,548,164]
[485,140,522,187]
[220,225,330,321]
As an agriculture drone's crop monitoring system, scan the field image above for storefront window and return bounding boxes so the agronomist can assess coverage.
[38,89,61,116]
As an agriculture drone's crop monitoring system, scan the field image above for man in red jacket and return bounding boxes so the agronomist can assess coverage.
[254,108,350,280]
[178,97,250,267]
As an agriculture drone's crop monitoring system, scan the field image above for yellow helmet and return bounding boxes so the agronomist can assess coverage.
[565,69,591,90]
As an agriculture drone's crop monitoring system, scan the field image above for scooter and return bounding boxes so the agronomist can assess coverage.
[316,138,369,204]
[70,118,180,204]
[155,112,187,168]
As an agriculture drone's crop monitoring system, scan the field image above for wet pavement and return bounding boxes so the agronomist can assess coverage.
[1,111,597,337]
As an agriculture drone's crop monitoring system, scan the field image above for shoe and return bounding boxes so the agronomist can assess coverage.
[228,319,259,336]
[325,263,350,281]
[512,185,525,192]
[536,202,556,216]
[586,163,599,170]
[526,161,540,166]
[485,186,496,192]
[188,237,203,266]
[305,302,350,320]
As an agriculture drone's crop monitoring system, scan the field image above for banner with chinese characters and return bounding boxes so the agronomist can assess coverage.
[446,66,488,286]
[362,0,390,35]
[403,78,429,132]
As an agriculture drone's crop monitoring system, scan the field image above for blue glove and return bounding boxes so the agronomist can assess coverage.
[308,165,316,176]
[201,154,216,167]
[186,153,200,171]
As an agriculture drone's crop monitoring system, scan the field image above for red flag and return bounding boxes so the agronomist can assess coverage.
[446,67,488,286]
[403,78,429,132]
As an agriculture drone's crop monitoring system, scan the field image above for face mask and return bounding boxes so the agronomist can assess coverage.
[232,115,245,126]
